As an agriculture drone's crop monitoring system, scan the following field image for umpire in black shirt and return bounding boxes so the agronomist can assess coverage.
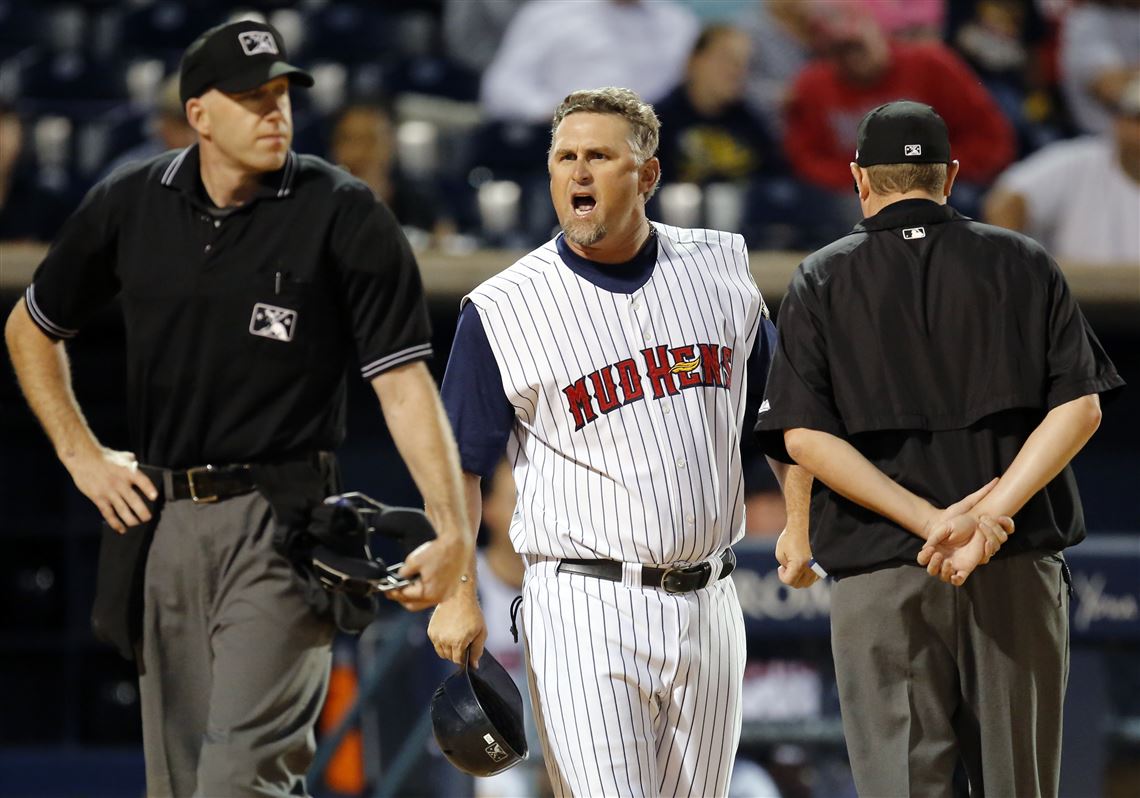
[756,101,1124,797]
[4,20,472,797]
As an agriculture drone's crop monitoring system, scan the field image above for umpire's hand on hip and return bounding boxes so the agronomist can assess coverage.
[428,587,488,668]
[66,445,159,533]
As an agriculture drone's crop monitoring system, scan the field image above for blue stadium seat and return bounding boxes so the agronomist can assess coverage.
[120,1,225,58]
[0,0,42,60]
[17,50,128,107]
[302,4,393,65]
[384,55,479,102]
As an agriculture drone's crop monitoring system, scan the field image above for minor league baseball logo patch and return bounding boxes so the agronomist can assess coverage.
[484,741,509,763]
[904,144,922,157]
[249,303,297,342]
[238,31,278,56]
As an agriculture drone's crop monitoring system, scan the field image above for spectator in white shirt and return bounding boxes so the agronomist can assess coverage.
[1059,0,1140,135]
[984,75,1140,265]
[480,0,698,123]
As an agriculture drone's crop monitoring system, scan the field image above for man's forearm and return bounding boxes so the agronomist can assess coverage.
[440,472,483,600]
[765,456,789,492]
[782,463,813,536]
[766,456,813,530]
[785,427,934,538]
[975,394,1102,519]
[5,299,101,464]
[372,361,470,542]
[456,472,483,588]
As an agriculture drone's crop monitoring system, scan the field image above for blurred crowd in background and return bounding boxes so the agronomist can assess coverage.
[1,0,1138,260]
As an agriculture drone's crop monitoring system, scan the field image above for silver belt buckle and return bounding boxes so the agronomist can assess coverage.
[659,564,688,594]
[659,561,711,593]
[186,465,219,503]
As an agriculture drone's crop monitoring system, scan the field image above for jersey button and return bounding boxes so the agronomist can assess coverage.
[675,457,686,469]
[662,405,671,415]
[631,300,642,311]
[214,220,221,228]
[684,515,695,525]
[204,244,212,253]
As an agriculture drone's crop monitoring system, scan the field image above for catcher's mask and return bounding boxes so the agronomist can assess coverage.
[431,648,528,777]
[308,491,435,596]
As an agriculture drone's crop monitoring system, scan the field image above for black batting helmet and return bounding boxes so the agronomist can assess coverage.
[431,649,528,777]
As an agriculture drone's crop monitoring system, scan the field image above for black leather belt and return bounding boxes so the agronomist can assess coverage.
[557,548,736,593]
[162,464,257,503]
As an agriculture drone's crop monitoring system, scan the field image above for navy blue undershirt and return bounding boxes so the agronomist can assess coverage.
[441,232,777,478]
[554,229,659,292]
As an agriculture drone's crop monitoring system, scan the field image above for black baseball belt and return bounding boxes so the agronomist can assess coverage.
[556,548,736,594]
[159,464,257,503]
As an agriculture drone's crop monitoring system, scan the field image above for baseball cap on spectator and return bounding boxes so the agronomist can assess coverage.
[179,20,313,106]
[855,100,951,166]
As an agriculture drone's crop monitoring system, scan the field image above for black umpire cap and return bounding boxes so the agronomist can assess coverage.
[179,20,314,106]
[855,101,951,167]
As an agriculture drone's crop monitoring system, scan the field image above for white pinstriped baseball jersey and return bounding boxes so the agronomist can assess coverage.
[464,222,764,566]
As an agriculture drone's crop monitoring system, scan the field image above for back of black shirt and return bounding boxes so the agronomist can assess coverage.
[755,199,1124,576]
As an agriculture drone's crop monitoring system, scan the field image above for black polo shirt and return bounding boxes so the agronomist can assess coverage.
[755,199,1124,578]
[26,145,432,468]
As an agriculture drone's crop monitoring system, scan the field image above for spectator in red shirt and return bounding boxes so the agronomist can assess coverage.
[785,8,1015,199]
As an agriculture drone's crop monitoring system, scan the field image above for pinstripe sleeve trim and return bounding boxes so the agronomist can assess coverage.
[24,285,78,339]
[360,342,433,380]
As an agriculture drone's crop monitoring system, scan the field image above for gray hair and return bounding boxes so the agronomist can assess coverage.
[550,87,661,199]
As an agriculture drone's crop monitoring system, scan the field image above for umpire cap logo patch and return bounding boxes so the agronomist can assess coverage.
[249,303,297,342]
[238,31,279,56]
[904,144,922,157]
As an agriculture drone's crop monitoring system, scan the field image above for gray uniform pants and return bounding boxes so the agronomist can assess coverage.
[138,490,335,797]
[831,552,1070,798]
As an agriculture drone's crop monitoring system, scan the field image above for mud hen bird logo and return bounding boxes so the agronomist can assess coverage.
[669,356,702,375]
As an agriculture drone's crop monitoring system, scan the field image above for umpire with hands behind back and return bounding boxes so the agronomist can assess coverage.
[4,19,471,798]
[755,100,1124,797]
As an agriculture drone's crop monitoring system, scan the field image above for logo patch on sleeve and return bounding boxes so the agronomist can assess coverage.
[238,31,279,56]
[249,303,297,341]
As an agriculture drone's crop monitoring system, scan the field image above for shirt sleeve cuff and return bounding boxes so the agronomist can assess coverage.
[360,343,433,381]
[459,443,507,480]
[753,412,846,463]
[24,285,78,340]
[1047,374,1126,409]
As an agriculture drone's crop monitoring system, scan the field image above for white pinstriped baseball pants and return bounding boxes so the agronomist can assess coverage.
[520,559,746,798]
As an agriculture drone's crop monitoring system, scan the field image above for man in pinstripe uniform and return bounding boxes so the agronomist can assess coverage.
[422,87,815,796]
